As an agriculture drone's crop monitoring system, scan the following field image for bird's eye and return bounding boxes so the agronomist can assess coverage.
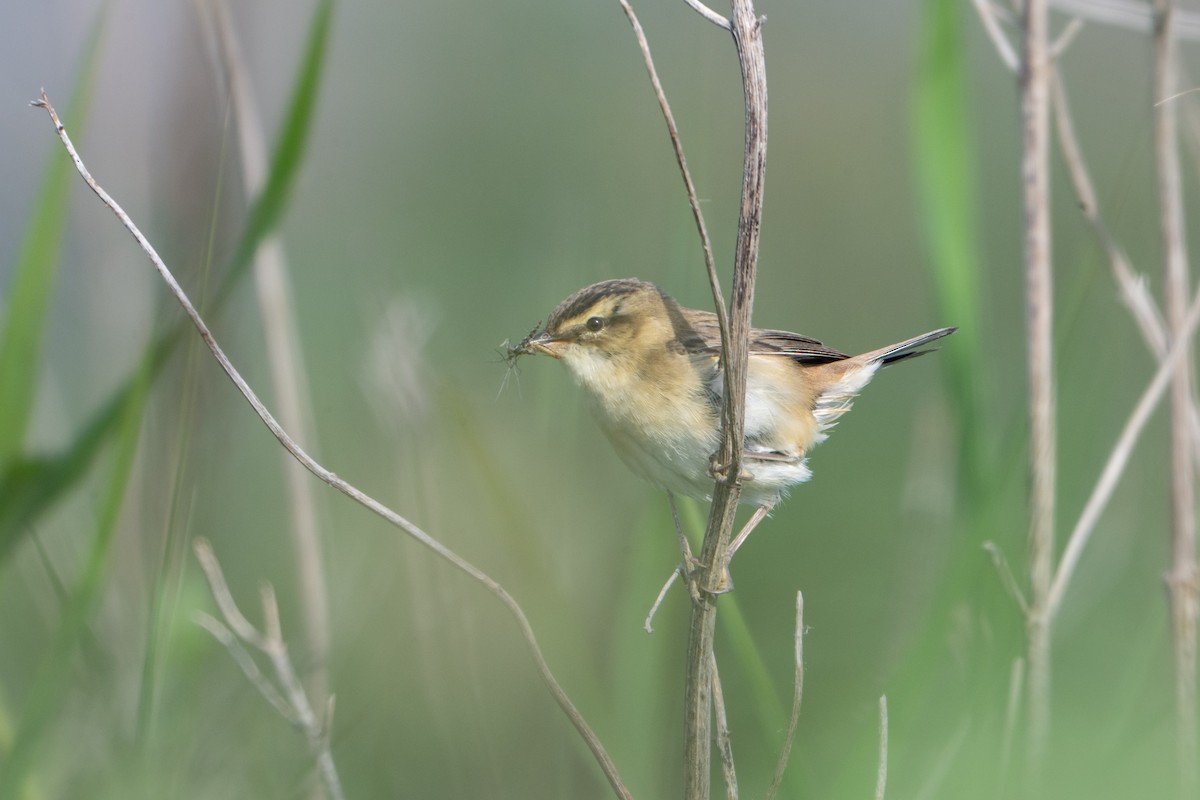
[586,316,605,332]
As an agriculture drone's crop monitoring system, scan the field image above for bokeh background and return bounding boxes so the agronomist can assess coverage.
[2,0,1199,797]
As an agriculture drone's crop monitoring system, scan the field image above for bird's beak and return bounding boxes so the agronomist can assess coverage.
[516,329,565,359]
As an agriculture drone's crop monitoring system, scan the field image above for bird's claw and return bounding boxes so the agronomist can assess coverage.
[708,454,753,484]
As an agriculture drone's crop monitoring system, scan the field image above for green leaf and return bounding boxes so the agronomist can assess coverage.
[911,0,990,502]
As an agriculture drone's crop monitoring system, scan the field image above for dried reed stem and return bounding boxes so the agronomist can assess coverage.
[1152,2,1199,794]
[710,653,739,800]
[875,695,889,800]
[616,0,726,347]
[1019,0,1056,762]
[765,591,804,800]
[683,2,767,795]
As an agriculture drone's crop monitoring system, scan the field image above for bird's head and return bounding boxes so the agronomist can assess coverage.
[513,278,690,392]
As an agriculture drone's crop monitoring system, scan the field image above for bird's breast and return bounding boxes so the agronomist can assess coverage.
[580,351,721,499]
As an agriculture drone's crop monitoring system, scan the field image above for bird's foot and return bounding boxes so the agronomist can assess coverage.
[708,453,754,484]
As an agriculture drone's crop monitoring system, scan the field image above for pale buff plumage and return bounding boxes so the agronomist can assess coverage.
[517,278,954,563]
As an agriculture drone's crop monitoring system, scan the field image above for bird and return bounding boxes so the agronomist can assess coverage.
[513,278,954,587]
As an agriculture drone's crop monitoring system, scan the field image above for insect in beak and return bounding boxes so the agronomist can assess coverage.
[511,325,564,360]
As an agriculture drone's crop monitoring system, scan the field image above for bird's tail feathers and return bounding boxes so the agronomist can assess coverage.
[864,327,957,366]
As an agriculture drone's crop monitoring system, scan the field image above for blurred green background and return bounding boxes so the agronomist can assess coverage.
[1,0,1197,797]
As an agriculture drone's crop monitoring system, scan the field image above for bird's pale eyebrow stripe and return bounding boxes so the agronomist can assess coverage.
[549,280,646,328]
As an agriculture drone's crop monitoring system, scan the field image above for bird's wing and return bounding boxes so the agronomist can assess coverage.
[678,308,849,364]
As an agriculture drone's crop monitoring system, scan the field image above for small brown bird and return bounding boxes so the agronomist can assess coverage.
[515,278,953,577]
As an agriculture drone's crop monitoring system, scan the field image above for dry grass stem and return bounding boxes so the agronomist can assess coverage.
[765,591,804,800]
[978,1,1200,770]
[1049,17,1085,59]
[194,613,295,721]
[616,0,729,354]
[983,542,1030,615]
[31,91,632,800]
[646,492,703,631]
[202,0,332,709]
[875,695,889,800]
[978,0,1200,751]
[1019,0,1056,759]
[1051,0,1200,37]
[670,490,702,603]
[710,653,739,800]
[1152,3,1199,791]
[680,0,768,793]
[645,567,682,633]
[194,539,345,800]
[972,0,1019,72]
[1182,76,1200,172]
[682,0,731,30]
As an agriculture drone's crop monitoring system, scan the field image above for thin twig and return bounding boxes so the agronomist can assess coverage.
[30,92,633,800]
[1049,17,1085,59]
[647,492,701,631]
[983,542,1030,616]
[195,612,296,723]
[195,543,268,648]
[875,695,889,800]
[645,567,682,633]
[972,0,1020,72]
[1182,66,1200,174]
[670,490,702,603]
[710,653,739,800]
[194,539,345,800]
[669,491,697,570]
[765,591,804,800]
[1050,0,1200,39]
[682,0,731,30]
[616,0,728,351]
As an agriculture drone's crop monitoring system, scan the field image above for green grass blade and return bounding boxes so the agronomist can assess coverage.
[0,21,103,468]
[911,0,989,502]
[0,358,148,798]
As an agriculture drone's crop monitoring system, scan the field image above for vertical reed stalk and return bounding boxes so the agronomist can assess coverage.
[1018,0,1055,763]
[683,2,767,797]
[1153,2,1199,794]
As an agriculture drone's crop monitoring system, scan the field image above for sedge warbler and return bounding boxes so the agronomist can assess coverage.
[514,278,953,588]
